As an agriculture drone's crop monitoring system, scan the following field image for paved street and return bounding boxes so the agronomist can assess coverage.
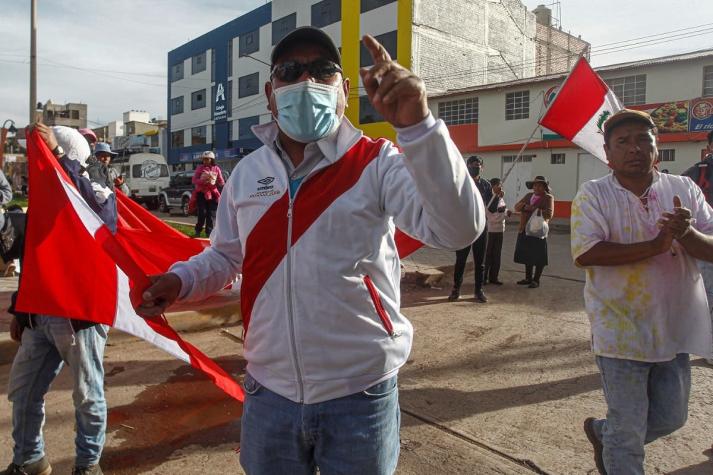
[0,228,711,474]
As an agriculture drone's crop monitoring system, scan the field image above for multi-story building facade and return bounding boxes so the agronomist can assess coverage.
[430,49,713,217]
[41,100,87,129]
[167,0,545,170]
[532,4,589,76]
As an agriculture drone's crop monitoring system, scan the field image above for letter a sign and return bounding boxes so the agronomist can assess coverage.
[214,82,227,121]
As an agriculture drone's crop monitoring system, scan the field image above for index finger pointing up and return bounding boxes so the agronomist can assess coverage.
[362,34,391,64]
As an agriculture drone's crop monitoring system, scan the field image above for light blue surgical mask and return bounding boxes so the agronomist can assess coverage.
[273,81,342,143]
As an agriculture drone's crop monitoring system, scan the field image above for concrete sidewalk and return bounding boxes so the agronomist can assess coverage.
[402,226,582,288]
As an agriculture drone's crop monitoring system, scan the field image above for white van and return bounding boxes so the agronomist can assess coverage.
[111,152,170,209]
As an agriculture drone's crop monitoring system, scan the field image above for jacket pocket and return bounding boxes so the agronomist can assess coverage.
[363,275,396,337]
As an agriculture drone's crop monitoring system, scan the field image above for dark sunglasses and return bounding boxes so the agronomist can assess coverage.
[271,59,342,83]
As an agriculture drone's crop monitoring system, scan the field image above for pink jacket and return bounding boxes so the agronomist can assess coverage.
[192,164,225,201]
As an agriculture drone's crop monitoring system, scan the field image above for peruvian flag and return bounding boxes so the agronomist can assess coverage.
[539,57,622,162]
[16,131,244,401]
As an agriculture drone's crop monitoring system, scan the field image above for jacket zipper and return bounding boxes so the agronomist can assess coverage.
[285,197,305,403]
[363,275,396,338]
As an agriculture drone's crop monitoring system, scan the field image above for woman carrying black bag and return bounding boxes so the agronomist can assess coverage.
[513,176,554,288]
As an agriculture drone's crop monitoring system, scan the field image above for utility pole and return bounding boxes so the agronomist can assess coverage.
[30,0,37,124]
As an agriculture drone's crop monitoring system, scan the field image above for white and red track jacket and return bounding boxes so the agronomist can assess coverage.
[171,115,484,404]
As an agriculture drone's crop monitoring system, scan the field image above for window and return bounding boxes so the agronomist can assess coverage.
[171,96,184,115]
[211,48,215,80]
[70,110,79,120]
[171,130,184,148]
[211,125,215,144]
[360,30,397,67]
[240,29,259,57]
[505,90,530,120]
[438,98,478,125]
[607,75,646,106]
[171,62,184,82]
[272,13,296,45]
[361,0,396,13]
[312,0,341,27]
[503,155,534,163]
[192,52,206,75]
[238,116,260,140]
[704,66,713,97]
[191,89,206,110]
[659,149,675,162]
[551,153,566,165]
[238,72,259,98]
[227,40,233,76]
[359,95,384,124]
[192,126,207,145]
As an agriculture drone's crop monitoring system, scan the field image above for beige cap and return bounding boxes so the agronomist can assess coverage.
[603,109,656,137]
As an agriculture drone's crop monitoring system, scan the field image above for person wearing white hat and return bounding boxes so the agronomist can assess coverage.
[191,150,224,237]
[2,124,115,475]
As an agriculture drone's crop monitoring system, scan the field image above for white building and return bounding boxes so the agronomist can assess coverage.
[166,0,561,170]
[429,49,713,218]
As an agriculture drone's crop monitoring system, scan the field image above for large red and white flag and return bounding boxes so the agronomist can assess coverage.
[16,131,244,401]
[539,57,623,162]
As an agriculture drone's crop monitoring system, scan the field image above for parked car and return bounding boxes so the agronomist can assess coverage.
[158,171,194,216]
[110,152,170,210]
[158,167,231,216]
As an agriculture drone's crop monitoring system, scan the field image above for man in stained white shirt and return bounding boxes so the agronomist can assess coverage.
[571,109,713,475]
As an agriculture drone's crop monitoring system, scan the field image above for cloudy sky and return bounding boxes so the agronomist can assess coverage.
[1,0,712,128]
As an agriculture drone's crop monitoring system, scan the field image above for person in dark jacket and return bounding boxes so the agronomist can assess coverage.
[682,129,713,364]
[2,125,114,475]
[448,156,497,303]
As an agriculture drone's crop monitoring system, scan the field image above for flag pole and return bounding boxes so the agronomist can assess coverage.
[500,122,540,185]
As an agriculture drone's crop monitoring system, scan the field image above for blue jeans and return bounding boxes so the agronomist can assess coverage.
[592,354,690,475]
[7,316,108,467]
[239,373,400,475]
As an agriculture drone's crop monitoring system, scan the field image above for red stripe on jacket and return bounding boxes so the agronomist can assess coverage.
[240,137,387,337]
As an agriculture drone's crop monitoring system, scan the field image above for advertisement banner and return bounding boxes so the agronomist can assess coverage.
[214,82,228,122]
[646,101,689,134]
[689,97,713,133]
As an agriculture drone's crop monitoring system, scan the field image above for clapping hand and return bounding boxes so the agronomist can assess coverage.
[658,196,693,240]
[359,35,428,128]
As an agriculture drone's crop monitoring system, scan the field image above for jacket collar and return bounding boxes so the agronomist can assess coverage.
[251,117,364,165]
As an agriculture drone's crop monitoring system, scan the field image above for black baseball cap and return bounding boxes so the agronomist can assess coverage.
[271,26,341,67]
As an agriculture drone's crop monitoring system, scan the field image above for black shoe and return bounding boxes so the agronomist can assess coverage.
[72,465,103,475]
[583,418,606,474]
[474,289,488,303]
[517,279,532,285]
[0,457,52,475]
[491,280,504,285]
[447,288,460,301]
[528,281,540,288]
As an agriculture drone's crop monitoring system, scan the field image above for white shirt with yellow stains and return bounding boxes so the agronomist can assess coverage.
[571,171,713,362]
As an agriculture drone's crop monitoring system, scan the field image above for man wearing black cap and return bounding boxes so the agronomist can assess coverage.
[138,27,483,474]
[448,156,496,303]
[572,109,713,475]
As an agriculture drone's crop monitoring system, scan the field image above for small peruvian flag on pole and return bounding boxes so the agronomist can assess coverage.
[539,57,623,163]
